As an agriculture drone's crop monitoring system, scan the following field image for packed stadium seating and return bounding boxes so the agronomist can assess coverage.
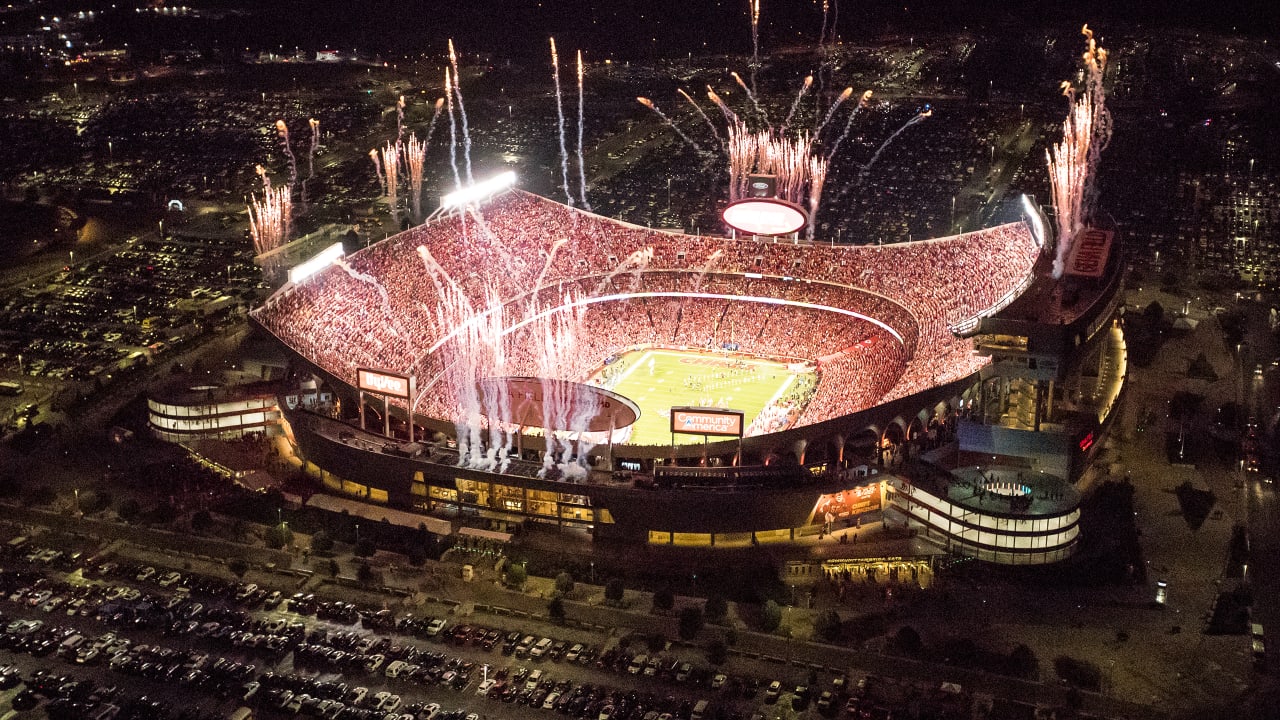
[253,189,1039,433]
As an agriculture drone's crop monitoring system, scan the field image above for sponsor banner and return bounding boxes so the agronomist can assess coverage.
[670,407,745,437]
[356,367,412,399]
[814,483,882,520]
[1066,228,1113,278]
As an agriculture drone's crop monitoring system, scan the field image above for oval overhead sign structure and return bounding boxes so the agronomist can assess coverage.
[722,198,808,236]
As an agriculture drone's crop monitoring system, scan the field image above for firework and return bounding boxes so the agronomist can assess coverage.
[748,0,761,90]
[730,71,769,125]
[706,87,740,125]
[380,141,401,220]
[248,184,292,277]
[576,50,592,212]
[396,95,405,143]
[814,86,854,136]
[1047,25,1112,279]
[369,149,385,196]
[636,97,703,154]
[425,97,445,147]
[448,39,475,185]
[255,164,271,189]
[550,38,575,207]
[405,132,428,221]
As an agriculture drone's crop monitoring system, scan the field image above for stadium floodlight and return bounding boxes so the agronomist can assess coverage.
[722,197,808,236]
[1021,194,1047,247]
[440,171,518,210]
[288,241,345,285]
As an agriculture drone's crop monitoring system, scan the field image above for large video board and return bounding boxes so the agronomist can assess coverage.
[670,407,745,438]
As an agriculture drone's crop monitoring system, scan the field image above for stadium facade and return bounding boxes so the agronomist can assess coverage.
[253,190,1123,563]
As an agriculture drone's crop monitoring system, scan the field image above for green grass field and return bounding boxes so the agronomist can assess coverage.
[594,349,800,446]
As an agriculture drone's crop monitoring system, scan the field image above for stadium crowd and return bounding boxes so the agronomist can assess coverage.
[253,189,1038,431]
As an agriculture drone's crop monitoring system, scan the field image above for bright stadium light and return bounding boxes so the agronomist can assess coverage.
[441,171,518,210]
[288,242,345,285]
[722,198,808,236]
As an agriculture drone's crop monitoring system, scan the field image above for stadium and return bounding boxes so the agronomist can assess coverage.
[250,181,1108,560]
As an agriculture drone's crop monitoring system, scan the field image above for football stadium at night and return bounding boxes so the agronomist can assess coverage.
[251,182,1121,562]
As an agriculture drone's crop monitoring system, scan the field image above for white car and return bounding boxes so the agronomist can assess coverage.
[346,687,368,706]
[476,679,497,696]
[711,673,727,689]
[375,691,401,712]
[158,572,182,588]
[135,567,156,582]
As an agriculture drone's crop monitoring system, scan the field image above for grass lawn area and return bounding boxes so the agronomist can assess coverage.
[595,349,803,446]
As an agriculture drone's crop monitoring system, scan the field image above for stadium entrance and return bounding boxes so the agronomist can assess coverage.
[591,348,816,446]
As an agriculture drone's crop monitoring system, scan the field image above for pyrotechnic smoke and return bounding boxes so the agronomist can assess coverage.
[396,95,405,143]
[369,149,385,196]
[550,38,575,207]
[826,90,871,160]
[255,164,271,189]
[307,118,320,180]
[636,97,703,154]
[576,50,591,211]
[781,75,813,131]
[678,88,723,147]
[406,132,428,221]
[444,68,461,189]
[1047,25,1112,278]
[447,39,474,185]
[860,108,931,180]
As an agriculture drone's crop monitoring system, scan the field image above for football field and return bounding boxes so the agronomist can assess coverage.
[594,349,801,446]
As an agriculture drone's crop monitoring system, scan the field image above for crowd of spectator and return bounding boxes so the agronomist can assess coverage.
[253,189,1038,433]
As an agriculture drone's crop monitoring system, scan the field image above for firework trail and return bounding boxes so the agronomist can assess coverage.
[637,97,703,154]
[576,50,592,211]
[806,155,827,239]
[531,237,569,309]
[369,149,385,196]
[706,87,740,126]
[307,118,320,180]
[275,120,298,193]
[550,38,575,207]
[826,90,871,160]
[444,68,461,189]
[781,75,813,131]
[255,164,271,189]
[678,88,723,147]
[1047,25,1111,278]
[425,97,445,147]
[731,71,769,125]
[814,86,853,136]
[248,184,292,277]
[396,95,405,143]
[748,0,761,91]
[819,0,829,47]
[860,108,931,180]
[448,39,475,185]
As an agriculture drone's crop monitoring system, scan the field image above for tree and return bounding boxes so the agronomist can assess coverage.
[310,530,335,553]
[653,586,675,613]
[705,638,728,665]
[1007,644,1039,679]
[327,559,340,576]
[354,537,376,557]
[814,610,843,642]
[555,571,575,596]
[604,578,625,605]
[265,523,293,549]
[505,562,527,588]
[761,600,783,632]
[191,510,214,533]
[704,594,728,624]
[892,625,924,657]
[117,498,142,521]
[679,606,704,641]
[548,597,566,624]
[356,563,376,586]
[228,558,248,577]
[24,485,57,507]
